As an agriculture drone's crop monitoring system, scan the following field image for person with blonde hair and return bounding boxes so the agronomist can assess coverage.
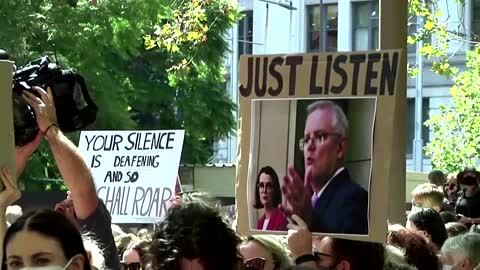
[240,235,292,270]
[410,183,449,212]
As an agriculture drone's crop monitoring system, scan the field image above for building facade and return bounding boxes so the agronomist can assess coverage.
[213,0,476,172]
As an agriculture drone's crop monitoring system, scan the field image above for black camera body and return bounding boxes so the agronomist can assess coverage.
[10,54,98,146]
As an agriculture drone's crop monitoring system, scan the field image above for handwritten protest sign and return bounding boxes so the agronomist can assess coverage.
[236,50,403,243]
[79,130,185,223]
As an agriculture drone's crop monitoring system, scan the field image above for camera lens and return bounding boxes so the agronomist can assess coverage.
[12,94,39,146]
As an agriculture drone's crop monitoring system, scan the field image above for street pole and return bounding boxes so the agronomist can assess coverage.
[413,15,424,172]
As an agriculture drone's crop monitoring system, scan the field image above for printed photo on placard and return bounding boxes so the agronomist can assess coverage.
[247,97,376,235]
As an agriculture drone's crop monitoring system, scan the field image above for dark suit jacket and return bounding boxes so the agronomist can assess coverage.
[311,168,368,234]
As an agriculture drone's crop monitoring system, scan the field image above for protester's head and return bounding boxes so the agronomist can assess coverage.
[444,173,460,196]
[441,232,480,270]
[240,235,291,270]
[146,201,242,270]
[122,240,148,270]
[253,166,282,209]
[457,166,480,187]
[428,170,446,186]
[445,222,469,238]
[387,228,440,270]
[407,207,448,250]
[313,236,385,270]
[410,183,444,212]
[2,209,91,270]
[303,101,348,183]
[440,211,458,224]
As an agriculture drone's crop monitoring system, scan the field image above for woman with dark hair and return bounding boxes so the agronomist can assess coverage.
[455,166,480,227]
[254,166,287,231]
[3,209,91,270]
[406,207,448,252]
[145,201,243,270]
[0,167,90,270]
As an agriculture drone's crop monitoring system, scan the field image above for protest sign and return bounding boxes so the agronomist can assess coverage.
[0,61,15,187]
[79,130,185,223]
[236,51,403,243]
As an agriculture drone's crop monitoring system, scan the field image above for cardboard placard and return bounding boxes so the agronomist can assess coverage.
[236,51,402,243]
[0,61,15,188]
[78,130,185,224]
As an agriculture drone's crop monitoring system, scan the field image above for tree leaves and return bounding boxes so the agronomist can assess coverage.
[2,0,240,189]
[424,47,480,172]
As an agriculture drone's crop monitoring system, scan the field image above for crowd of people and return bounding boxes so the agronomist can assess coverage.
[2,88,480,270]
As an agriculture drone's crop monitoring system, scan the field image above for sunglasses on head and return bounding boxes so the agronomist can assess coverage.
[121,262,141,270]
[244,257,265,270]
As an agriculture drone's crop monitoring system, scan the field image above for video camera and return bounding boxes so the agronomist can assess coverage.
[1,49,98,146]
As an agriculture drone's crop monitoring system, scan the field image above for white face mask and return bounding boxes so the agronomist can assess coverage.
[410,205,424,213]
[442,265,453,270]
[19,258,73,270]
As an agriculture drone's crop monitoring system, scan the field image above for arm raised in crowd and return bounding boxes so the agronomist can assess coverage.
[22,87,98,219]
[15,132,43,177]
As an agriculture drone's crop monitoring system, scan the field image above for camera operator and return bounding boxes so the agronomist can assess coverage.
[17,86,121,270]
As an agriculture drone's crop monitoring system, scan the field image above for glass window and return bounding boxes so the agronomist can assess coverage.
[472,0,480,42]
[406,98,430,157]
[308,6,321,52]
[326,5,338,52]
[238,11,253,56]
[352,0,379,51]
[306,4,338,52]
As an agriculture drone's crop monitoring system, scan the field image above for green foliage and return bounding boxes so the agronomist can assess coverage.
[408,0,459,78]
[1,0,239,189]
[409,0,480,171]
[424,48,480,172]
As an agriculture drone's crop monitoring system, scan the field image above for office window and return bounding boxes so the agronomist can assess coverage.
[307,4,338,52]
[238,11,253,56]
[352,0,379,50]
[406,98,430,157]
[473,1,480,42]
[408,15,418,53]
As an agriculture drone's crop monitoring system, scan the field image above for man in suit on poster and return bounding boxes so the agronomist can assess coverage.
[281,100,368,234]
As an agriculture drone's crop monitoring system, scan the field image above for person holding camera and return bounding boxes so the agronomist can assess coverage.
[17,86,121,270]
